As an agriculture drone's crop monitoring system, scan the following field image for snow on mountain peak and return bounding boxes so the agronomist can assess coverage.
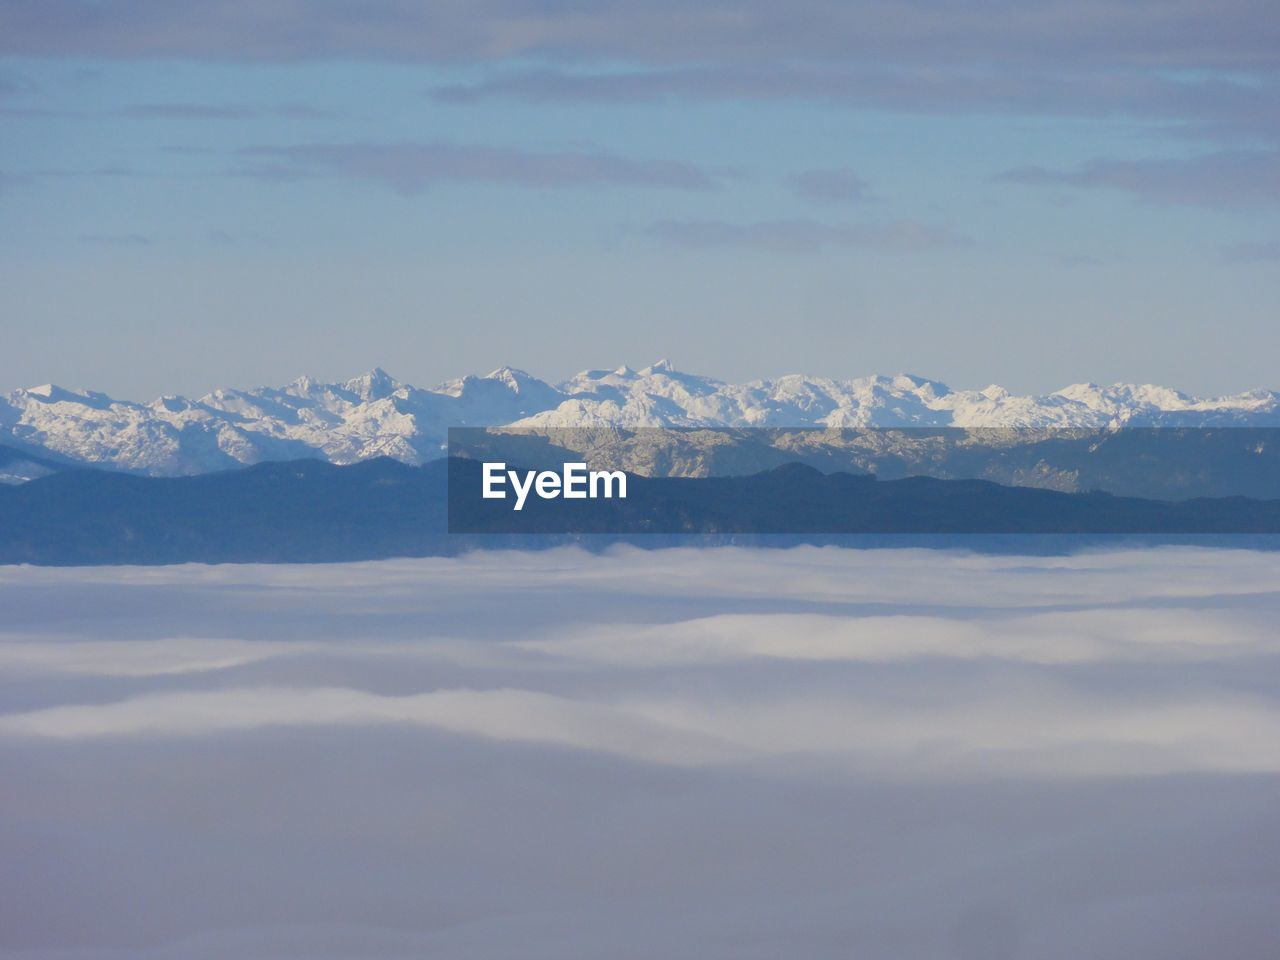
[19,383,115,410]
[484,366,541,393]
[3,365,1278,476]
[642,358,675,374]
[342,367,401,402]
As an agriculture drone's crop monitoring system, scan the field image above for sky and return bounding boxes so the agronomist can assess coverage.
[1,1,1278,399]
[3,546,1280,958]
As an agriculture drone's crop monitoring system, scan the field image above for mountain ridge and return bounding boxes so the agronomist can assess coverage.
[5,362,1279,476]
[2,455,1278,566]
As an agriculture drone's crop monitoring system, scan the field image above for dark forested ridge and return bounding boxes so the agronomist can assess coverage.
[1,456,1278,565]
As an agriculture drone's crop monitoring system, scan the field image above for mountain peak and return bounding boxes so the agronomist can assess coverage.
[485,365,532,382]
[22,383,114,409]
[642,359,675,375]
[343,368,401,401]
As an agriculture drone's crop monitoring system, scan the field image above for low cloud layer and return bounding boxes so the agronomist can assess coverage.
[3,546,1279,957]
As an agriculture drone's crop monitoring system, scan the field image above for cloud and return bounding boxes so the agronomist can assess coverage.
[0,4,1275,150]
[206,228,266,245]
[0,637,307,677]
[645,218,965,253]
[121,101,336,120]
[789,168,869,203]
[231,141,721,194]
[518,607,1280,669]
[0,1,1275,72]
[997,149,1280,209]
[0,686,746,766]
[0,167,138,194]
[1221,239,1280,262]
[0,106,83,119]
[0,68,33,98]
[3,547,1280,956]
[1060,254,1105,267]
[78,232,151,246]
[30,166,141,179]
[5,679,1280,779]
[0,172,31,194]
[432,66,1280,147]
[5,545,1279,780]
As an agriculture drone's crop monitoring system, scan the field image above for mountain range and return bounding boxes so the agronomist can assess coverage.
[4,361,1280,478]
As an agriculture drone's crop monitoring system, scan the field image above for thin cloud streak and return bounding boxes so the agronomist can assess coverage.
[645,218,967,253]
[121,102,337,120]
[0,172,31,194]
[997,149,1280,209]
[78,233,151,246]
[233,141,723,194]
[0,69,34,97]
[432,66,1280,146]
[790,168,869,203]
[1221,239,1280,262]
[0,686,746,767]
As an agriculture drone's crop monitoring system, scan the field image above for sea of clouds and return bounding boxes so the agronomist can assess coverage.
[2,546,1278,959]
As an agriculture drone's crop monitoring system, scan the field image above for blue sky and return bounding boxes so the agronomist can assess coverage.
[2,2,1278,398]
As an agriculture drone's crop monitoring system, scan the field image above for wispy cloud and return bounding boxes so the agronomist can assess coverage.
[29,165,141,179]
[3,4,1276,143]
[433,66,1280,146]
[1,1,1274,72]
[1060,254,1104,267]
[0,171,31,194]
[1221,239,1280,263]
[1,166,142,196]
[0,686,743,766]
[233,141,722,194]
[0,105,83,119]
[997,150,1280,209]
[0,68,33,98]
[121,101,336,120]
[208,228,259,245]
[78,233,151,246]
[645,218,965,253]
[789,168,869,204]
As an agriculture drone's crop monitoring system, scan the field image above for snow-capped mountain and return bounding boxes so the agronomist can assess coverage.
[3,361,1278,476]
